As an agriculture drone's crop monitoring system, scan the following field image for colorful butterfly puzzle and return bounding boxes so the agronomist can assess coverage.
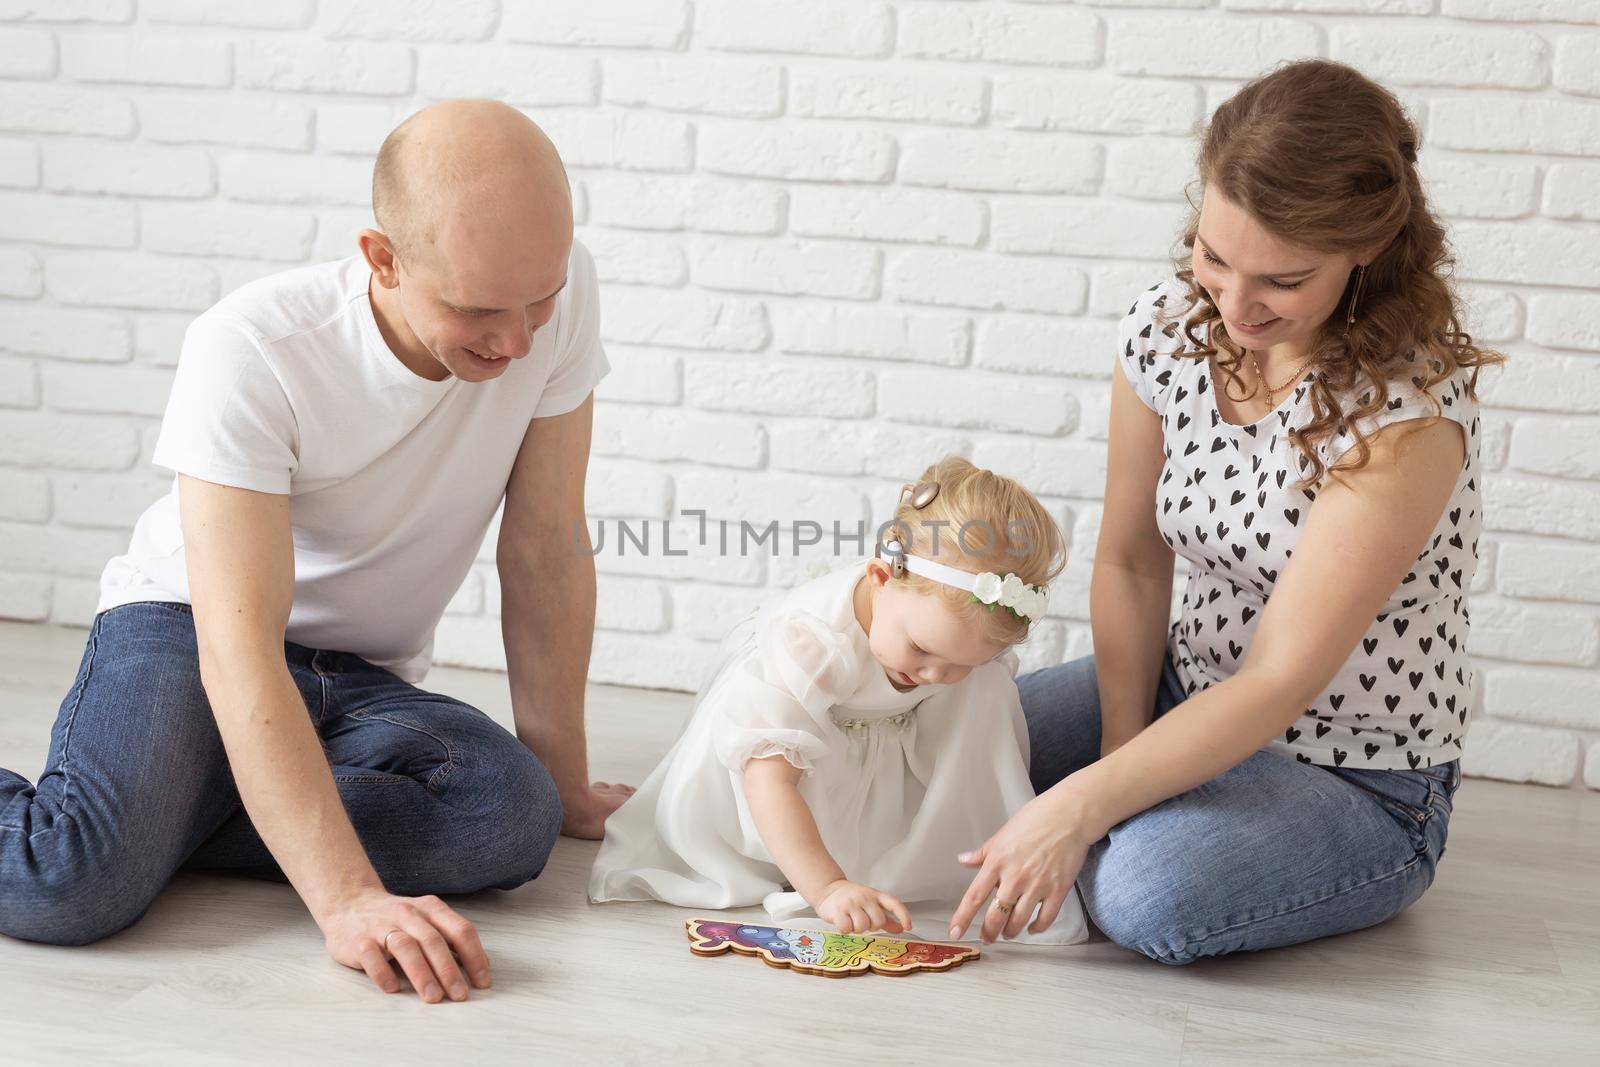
[684,919,980,979]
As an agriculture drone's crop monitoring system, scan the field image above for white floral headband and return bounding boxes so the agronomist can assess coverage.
[879,477,1050,625]
[879,538,1050,624]
[880,536,1051,624]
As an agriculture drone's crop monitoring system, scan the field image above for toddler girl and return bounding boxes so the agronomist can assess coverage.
[588,457,1087,944]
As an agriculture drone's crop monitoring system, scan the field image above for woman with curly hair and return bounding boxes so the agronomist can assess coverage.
[947,59,1504,963]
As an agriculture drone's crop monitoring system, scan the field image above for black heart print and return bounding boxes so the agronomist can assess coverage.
[1130,279,1480,774]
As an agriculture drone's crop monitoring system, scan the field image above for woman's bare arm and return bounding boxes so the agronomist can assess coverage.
[1091,362,1179,755]
[1068,415,1466,833]
[952,413,1465,942]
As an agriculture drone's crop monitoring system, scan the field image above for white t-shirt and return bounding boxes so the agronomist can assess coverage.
[1117,278,1480,771]
[97,241,610,682]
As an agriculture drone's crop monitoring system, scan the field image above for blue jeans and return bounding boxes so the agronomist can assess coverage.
[1018,653,1460,965]
[0,602,562,946]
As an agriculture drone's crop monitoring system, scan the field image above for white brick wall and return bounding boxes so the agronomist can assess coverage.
[1,1,1596,789]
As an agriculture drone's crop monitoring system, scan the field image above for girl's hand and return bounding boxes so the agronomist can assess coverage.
[814,879,913,934]
[948,785,1102,943]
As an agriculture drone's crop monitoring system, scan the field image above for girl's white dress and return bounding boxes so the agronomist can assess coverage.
[588,558,1088,945]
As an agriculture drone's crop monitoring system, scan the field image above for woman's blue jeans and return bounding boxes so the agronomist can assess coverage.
[0,602,563,946]
[1018,653,1460,965]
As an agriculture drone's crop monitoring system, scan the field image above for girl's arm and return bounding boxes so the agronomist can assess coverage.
[742,755,912,931]
[1091,363,1178,755]
[741,755,846,905]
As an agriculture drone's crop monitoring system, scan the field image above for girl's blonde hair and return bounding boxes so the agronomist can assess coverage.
[882,456,1067,647]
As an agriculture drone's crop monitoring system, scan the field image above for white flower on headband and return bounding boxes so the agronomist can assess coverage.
[882,539,1048,623]
[972,571,1047,623]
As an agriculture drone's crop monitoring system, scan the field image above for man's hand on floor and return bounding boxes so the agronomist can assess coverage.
[321,888,491,1003]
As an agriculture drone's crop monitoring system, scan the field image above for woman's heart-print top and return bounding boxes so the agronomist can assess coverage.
[1118,278,1481,771]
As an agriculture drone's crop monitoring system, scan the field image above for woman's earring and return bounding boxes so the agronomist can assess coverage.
[1345,264,1367,334]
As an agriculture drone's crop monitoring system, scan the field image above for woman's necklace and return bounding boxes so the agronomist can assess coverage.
[1249,349,1316,408]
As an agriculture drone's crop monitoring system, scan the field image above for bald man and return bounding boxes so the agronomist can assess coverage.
[0,101,629,1002]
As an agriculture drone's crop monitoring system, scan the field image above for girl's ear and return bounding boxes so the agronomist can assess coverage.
[864,558,893,587]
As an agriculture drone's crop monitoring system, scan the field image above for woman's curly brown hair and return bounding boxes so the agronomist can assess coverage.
[1166,59,1504,489]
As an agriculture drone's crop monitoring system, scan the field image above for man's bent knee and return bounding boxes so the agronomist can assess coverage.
[480,751,562,890]
[0,871,152,946]
[422,742,562,894]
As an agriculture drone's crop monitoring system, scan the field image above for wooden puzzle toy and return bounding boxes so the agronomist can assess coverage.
[685,919,979,979]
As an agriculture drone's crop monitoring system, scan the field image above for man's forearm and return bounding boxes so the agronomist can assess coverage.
[201,657,382,920]
[501,540,596,803]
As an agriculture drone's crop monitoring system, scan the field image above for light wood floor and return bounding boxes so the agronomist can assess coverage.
[1,620,1595,1065]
